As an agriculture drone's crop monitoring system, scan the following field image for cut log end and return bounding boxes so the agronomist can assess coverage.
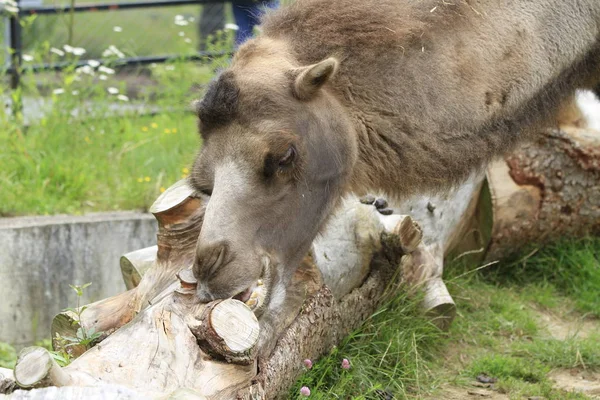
[392,215,423,254]
[51,313,86,359]
[14,347,63,388]
[177,267,198,290]
[120,246,157,290]
[193,299,260,364]
[422,278,456,331]
[149,179,196,215]
[211,300,260,353]
[14,347,98,390]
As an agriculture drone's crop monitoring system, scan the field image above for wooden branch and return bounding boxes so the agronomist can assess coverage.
[150,179,204,264]
[193,300,260,364]
[120,246,157,290]
[174,270,261,364]
[51,289,138,358]
[13,347,97,389]
[390,215,423,254]
[400,244,455,330]
[49,180,205,357]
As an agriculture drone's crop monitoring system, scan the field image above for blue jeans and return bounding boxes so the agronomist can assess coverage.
[231,0,278,46]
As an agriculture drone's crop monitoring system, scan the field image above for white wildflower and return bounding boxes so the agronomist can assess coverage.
[102,45,125,58]
[50,47,65,56]
[150,63,157,68]
[87,59,100,68]
[107,87,119,95]
[76,65,94,75]
[71,90,80,96]
[188,16,195,22]
[98,65,115,75]
[53,88,65,95]
[117,94,129,102]
[22,54,33,62]
[113,26,122,32]
[178,31,185,37]
[174,15,188,26]
[72,47,86,56]
[225,23,239,31]
[184,38,192,44]
[99,74,108,81]
[63,44,74,53]
[0,0,19,14]
[165,65,175,71]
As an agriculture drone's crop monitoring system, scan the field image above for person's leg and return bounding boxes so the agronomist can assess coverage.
[231,1,254,46]
[198,3,225,51]
[232,0,279,46]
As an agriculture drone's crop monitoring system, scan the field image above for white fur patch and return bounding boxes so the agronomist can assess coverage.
[268,280,287,311]
[575,89,600,131]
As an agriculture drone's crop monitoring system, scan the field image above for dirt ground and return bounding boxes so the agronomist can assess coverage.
[429,307,600,400]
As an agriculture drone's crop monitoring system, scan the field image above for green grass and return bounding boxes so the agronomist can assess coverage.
[466,355,549,383]
[0,47,227,216]
[0,4,238,217]
[514,334,600,369]
[1,109,200,215]
[0,343,17,369]
[487,237,600,316]
[290,238,600,399]
[290,291,445,399]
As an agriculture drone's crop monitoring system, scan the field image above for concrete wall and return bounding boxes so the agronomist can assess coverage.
[0,212,157,346]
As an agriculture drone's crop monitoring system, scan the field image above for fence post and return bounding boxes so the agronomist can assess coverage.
[8,0,22,116]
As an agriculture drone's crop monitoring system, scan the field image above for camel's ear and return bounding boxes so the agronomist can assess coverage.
[293,57,339,100]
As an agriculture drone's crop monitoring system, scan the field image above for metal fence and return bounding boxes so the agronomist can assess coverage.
[3,0,231,90]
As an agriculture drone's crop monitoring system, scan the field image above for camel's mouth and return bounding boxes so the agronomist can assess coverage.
[233,279,266,311]
[232,255,271,313]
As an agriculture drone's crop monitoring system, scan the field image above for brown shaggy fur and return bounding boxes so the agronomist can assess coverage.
[258,0,600,196]
[190,0,600,308]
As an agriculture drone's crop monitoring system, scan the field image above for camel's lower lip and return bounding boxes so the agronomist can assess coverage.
[233,287,253,303]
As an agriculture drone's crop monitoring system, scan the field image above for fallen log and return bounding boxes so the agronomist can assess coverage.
[483,127,600,262]
[5,174,479,399]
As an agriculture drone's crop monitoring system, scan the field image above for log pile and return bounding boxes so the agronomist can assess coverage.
[1,98,599,399]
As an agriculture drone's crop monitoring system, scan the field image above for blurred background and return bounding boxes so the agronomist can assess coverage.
[0,0,278,216]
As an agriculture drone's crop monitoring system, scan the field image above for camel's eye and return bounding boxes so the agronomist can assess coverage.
[264,146,297,178]
[278,146,296,167]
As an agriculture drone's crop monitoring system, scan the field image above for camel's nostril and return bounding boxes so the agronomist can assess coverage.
[194,240,232,279]
[233,287,253,303]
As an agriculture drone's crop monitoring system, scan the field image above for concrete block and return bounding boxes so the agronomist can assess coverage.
[0,212,157,346]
